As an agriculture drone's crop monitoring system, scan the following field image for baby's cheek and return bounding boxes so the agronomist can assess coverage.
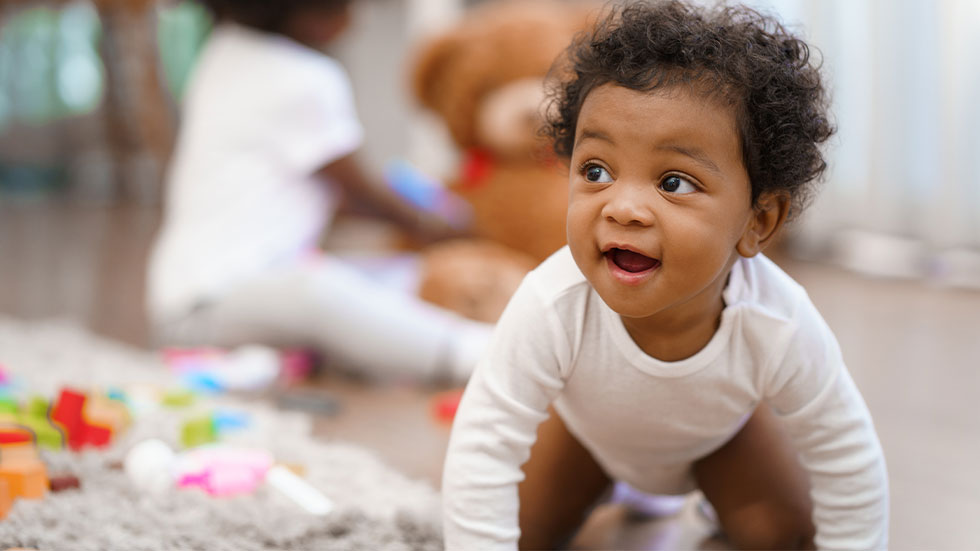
[671,222,733,267]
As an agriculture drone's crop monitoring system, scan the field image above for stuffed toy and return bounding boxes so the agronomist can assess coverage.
[410,0,595,322]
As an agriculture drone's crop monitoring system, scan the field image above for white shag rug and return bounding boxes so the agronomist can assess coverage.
[0,317,443,551]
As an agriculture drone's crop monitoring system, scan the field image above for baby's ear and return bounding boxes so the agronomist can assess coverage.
[736,192,791,257]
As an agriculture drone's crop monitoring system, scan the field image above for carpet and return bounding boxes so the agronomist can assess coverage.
[0,318,443,550]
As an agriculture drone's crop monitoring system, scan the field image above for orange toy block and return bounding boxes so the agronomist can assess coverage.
[0,478,10,519]
[0,442,47,500]
[0,442,39,464]
[0,460,47,499]
[83,394,130,436]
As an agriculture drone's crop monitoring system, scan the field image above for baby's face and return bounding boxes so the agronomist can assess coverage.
[566,83,754,329]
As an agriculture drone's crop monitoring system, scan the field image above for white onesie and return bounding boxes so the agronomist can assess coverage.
[443,246,888,550]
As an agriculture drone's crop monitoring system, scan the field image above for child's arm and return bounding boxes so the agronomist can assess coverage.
[442,277,570,550]
[317,154,470,243]
[766,303,889,550]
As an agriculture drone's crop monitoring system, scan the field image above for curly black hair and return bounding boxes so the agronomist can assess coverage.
[546,0,834,217]
[199,0,353,34]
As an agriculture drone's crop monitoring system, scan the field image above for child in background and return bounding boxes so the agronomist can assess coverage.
[147,0,492,383]
[443,2,888,549]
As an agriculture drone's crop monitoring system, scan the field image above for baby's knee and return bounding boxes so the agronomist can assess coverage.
[722,502,815,550]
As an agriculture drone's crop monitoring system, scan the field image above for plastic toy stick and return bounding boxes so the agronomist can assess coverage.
[265,465,333,515]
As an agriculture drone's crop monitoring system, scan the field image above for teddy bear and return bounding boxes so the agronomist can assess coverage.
[409,0,595,323]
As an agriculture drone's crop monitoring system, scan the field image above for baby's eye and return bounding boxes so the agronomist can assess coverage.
[583,164,612,183]
[659,175,697,194]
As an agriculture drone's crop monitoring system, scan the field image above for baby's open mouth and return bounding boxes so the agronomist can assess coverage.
[608,248,660,273]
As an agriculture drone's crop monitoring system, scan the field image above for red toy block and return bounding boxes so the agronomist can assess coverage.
[0,427,32,445]
[51,388,120,450]
[51,388,88,450]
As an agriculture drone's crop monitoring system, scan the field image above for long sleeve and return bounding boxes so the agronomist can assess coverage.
[766,301,889,550]
[442,278,572,550]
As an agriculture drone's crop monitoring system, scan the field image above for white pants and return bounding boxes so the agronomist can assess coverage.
[155,254,493,383]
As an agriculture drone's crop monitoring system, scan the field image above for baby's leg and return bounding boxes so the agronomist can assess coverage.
[164,256,492,383]
[693,404,815,550]
[518,407,611,550]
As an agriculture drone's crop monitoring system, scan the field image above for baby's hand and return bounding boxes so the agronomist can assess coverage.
[385,160,474,239]
[414,199,473,241]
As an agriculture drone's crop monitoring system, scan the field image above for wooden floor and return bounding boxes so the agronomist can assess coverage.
[1,200,978,549]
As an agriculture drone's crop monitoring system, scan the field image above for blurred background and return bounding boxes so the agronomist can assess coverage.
[0,0,977,548]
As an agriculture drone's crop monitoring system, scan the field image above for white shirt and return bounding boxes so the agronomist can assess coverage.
[148,23,364,322]
[443,246,888,550]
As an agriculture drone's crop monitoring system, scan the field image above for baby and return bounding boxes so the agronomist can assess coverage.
[147,0,491,383]
[442,1,888,549]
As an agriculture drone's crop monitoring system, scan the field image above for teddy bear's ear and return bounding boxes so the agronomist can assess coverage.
[411,31,462,112]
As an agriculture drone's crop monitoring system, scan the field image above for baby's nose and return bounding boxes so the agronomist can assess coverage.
[602,185,655,227]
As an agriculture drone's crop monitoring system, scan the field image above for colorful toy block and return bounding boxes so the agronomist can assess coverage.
[51,388,87,450]
[162,389,196,408]
[181,414,218,449]
[84,394,131,436]
[0,478,10,519]
[0,460,47,500]
[0,442,48,500]
[25,396,49,419]
[16,416,64,450]
[0,426,32,445]
[0,398,17,415]
[50,388,120,450]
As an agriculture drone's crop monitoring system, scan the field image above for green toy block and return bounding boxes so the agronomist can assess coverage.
[180,414,217,448]
[26,396,50,418]
[0,398,17,415]
[162,389,196,408]
[16,415,63,450]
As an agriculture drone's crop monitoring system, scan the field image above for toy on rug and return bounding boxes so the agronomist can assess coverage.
[0,384,137,519]
[0,435,48,520]
[163,345,319,392]
[51,388,131,450]
[0,319,444,550]
[409,0,596,322]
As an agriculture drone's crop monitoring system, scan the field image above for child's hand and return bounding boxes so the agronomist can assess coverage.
[319,155,473,243]
[385,160,474,240]
[413,202,473,242]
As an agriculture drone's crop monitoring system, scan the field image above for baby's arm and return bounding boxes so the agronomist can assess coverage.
[442,278,570,550]
[317,155,469,242]
[767,304,889,550]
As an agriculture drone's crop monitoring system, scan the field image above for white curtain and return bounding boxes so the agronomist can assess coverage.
[741,0,980,288]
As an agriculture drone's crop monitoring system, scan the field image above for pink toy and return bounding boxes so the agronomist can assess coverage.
[175,446,273,497]
[161,348,226,374]
[279,349,317,385]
